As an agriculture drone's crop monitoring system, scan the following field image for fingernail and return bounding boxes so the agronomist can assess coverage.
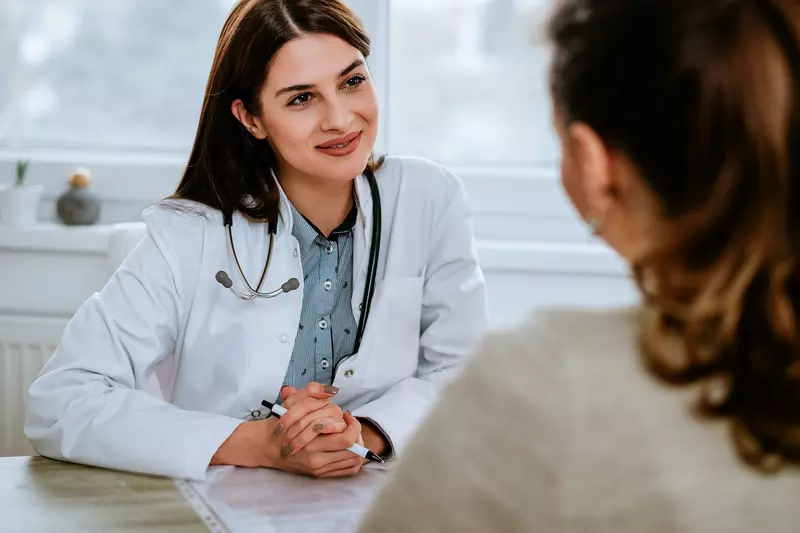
[273,423,284,436]
[280,444,292,458]
[313,423,326,432]
[324,385,339,394]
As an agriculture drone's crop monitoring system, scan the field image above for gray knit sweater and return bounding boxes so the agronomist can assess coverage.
[357,306,800,532]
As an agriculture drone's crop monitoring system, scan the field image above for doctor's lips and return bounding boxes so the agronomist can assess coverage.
[315,131,362,157]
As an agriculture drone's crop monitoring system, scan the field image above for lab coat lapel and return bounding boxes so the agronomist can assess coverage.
[351,173,374,328]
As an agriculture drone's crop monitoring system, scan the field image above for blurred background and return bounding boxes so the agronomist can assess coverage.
[0,0,636,456]
[0,0,556,162]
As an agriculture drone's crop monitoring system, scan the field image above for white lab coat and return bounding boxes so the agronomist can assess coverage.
[25,156,488,481]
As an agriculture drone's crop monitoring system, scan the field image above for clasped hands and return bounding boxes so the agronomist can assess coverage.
[212,382,386,478]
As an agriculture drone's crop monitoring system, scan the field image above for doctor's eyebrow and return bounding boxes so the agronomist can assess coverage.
[274,59,365,97]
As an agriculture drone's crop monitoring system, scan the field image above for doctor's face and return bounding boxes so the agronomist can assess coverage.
[252,33,379,184]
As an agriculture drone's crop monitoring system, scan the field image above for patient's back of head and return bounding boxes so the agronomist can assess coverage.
[549,0,800,471]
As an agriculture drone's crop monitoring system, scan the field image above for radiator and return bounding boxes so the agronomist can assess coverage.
[0,316,66,457]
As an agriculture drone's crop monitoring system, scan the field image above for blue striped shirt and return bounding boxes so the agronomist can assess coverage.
[283,203,358,390]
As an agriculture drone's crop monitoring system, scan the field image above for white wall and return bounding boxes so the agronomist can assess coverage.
[485,270,637,328]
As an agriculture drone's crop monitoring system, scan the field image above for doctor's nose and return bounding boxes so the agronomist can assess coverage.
[320,97,353,132]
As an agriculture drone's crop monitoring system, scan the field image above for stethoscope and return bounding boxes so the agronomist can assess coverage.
[215,172,381,353]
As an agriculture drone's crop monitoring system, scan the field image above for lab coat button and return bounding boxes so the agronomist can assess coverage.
[279,334,288,343]
[344,369,355,378]
[293,248,299,257]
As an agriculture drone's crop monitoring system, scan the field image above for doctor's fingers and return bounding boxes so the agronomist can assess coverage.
[312,455,365,478]
[280,386,298,400]
[283,401,343,440]
[273,398,331,439]
[290,449,353,475]
[280,382,339,409]
[304,412,362,453]
[284,412,347,456]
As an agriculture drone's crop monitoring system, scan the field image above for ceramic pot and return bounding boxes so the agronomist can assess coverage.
[0,184,43,226]
[56,168,101,225]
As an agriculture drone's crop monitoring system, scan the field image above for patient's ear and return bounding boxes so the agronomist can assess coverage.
[567,122,617,221]
[231,99,268,140]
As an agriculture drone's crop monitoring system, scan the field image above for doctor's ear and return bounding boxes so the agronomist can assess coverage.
[231,99,268,140]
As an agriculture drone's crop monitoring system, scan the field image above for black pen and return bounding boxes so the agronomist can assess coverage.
[261,400,385,463]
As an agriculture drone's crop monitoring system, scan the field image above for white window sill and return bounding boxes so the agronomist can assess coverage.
[478,239,627,276]
[0,222,627,276]
[0,223,116,254]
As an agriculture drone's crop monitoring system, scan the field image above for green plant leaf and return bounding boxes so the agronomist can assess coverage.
[15,160,30,186]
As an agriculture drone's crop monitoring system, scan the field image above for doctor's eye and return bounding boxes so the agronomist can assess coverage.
[342,74,367,90]
[288,92,314,107]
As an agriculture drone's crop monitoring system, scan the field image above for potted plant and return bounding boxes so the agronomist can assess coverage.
[0,160,43,226]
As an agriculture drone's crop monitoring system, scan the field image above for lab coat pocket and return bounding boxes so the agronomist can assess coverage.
[360,276,424,388]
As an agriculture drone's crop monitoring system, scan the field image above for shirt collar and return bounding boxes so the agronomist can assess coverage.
[330,203,358,237]
[289,196,358,258]
[289,203,320,259]
[273,168,372,239]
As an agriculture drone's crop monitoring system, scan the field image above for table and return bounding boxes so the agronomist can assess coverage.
[0,456,205,533]
[1,456,387,533]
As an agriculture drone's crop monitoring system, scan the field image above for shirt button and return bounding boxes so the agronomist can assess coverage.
[323,280,332,291]
[321,359,330,369]
[344,369,355,378]
[319,319,328,330]
[279,334,288,343]
[326,245,334,254]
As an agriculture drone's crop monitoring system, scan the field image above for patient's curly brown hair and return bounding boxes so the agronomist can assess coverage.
[549,0,800,472]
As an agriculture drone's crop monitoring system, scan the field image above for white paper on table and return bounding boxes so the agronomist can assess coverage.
[174,466,388,533]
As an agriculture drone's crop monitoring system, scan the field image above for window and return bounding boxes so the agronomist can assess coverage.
[0,0,574,241]
[388,0,558,167]
[1,0,557,162]
[0,0,236,153]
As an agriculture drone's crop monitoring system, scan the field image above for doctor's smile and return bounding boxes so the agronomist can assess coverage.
[316,131,363,157]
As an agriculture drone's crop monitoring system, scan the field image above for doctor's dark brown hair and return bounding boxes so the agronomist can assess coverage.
[549,0,800,471]
[173,0,381,221]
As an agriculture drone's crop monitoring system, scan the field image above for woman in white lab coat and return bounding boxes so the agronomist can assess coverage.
[24,0,487,481]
